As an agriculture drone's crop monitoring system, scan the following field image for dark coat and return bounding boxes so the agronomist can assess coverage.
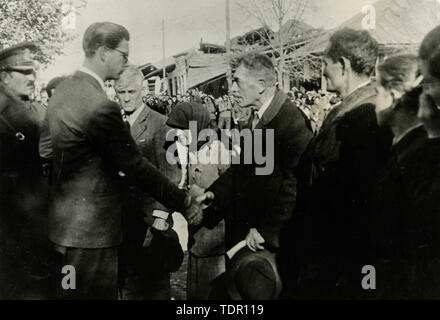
[0,84,41,180]
[0,84,42,235]
[0,84,46,298]
[287,83,393,299]
[370,130,440,299]
[46,71,189,249]
[369,125,425,298]
[203,89,313,251]
[128,106,182,217]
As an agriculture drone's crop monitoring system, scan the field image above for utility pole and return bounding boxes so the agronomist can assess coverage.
[162,19,167,95]
[225,0,232,90]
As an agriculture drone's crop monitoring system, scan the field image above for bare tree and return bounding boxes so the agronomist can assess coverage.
[235,0,318,91]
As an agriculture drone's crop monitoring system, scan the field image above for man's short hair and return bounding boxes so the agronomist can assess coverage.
[83,22,130,58]
[232,53,276,86]
[115,64,143,88]
[325,27,378,76]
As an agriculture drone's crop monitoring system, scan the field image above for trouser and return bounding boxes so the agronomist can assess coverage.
[53,245,119,300]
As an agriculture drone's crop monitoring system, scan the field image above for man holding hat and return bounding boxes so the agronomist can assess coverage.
[0,42,49,298]
[199,52,312,299]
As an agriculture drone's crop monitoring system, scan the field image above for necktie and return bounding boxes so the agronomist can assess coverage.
[251,109,259,130]
[122,114,131,131]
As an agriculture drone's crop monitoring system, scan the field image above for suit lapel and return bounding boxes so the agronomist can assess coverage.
[131,106,151,140]
[254,89,287,130]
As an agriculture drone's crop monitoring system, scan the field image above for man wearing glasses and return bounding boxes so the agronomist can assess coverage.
[46,22,212,299]
[0,42,49,298]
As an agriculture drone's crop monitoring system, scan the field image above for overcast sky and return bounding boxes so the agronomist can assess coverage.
[39,0,378,84]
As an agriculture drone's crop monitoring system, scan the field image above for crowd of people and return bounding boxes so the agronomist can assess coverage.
[2,20,440,301]
[288,88,341,132]
[102,81,249,132]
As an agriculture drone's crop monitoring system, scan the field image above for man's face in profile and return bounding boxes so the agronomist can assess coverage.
[1,60,36,99]
[230,64,260,108]
[323,56,344,94]
[105,39,129,80]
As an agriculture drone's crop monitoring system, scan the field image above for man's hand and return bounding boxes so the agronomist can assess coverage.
[245,228,265,252]
[183,184,214,226]
[188,183,205,197]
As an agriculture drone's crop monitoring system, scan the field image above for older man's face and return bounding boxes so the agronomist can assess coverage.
[230,64,260,108]
[4,69,36,99]
[116,78,144,115]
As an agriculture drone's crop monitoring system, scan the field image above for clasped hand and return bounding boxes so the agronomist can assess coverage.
[183,184,214,226]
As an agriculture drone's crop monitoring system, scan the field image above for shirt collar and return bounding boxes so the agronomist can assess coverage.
[347,80,371,98]
[78,66,106,92]
[257,94,275,120]
[392,124,424,146]
[127,103,146,126]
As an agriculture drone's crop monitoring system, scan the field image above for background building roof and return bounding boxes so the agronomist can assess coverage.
[187,54,227,88]
[293,0,440,56]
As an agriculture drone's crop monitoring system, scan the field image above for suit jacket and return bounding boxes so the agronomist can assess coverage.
[203,89,313,250]
[131,106,181,190]
[123,105,181,231]
[46,71,189,248]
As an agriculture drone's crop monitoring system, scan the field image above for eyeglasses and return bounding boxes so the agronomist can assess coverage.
[112,48,128,63]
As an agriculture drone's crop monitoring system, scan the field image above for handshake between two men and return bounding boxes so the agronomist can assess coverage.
[183,184,214,226]
[181,184,266,253]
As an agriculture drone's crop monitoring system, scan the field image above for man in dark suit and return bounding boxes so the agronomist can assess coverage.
[114,65,184,299]
[198,53,313,299]
[46,22,211,299]
[282,28,393,299]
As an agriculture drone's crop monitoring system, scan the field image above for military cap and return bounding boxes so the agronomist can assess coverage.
[0,42,38,72]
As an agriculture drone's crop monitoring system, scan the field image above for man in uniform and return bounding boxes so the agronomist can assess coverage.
[0,42,50,299]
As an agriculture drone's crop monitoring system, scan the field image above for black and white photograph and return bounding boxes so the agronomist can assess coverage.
[1,0,440,307]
